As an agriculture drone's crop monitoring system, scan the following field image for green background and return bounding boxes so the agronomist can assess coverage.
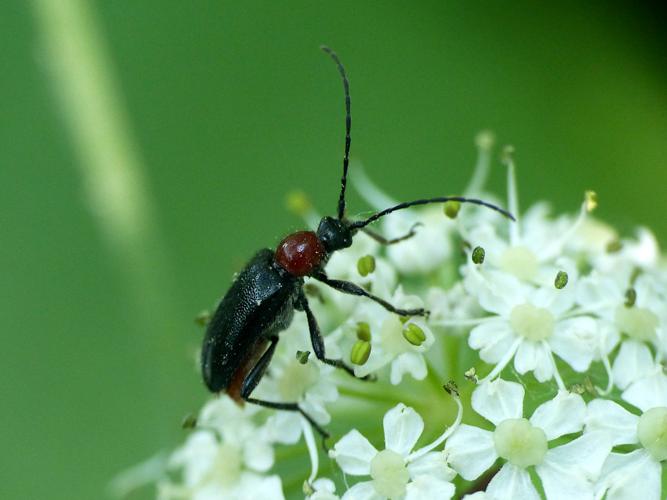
[3,1,666,498]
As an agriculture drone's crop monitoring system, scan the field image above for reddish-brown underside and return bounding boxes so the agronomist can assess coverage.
[227,338,269,404]
[274,231,325,277]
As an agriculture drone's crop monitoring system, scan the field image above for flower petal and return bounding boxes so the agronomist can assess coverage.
[469,320,517,363]
[596,450,661,500]
[549,317,597,372]
[622,371,667,412]
[612,340,655,390]
[529,390,585,440]
[537,431,612,500]
[486,464,540,500]
[383,404,424,456]
[585,399,638,446]
[407,451,456,482]
[390,352,427,385]
[444,424,496,481]
[405,475,455,500]
[341,480,382,500]
[331,429,378,476]
[472,379,524,425]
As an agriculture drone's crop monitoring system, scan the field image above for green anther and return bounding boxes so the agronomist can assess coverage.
[606,239,622,253]
[285,190,311,216]
[194,310,211,327]
[350,340,371,365]
[444,200,461,219]
[625,288,637,307]
[181,413,197,429]
[472,246,485,264]
[356,322,371,342]
[585,190,598,212]
[295,350,310,364]
[501,145,515,164]
[402,323,426,346]
[357,255,376,277]
[554,270,568,289]
[443,380,459,397]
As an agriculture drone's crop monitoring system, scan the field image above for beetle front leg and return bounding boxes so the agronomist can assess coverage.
[298,294,374,381]
[240,335,329,440]
[361,222,422,245]
[313,272,427,316]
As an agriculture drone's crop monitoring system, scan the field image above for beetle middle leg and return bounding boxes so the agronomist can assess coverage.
[361,222,422,245]
[313,272,427,316]
[298,294,374,381]
[240,335,330,439]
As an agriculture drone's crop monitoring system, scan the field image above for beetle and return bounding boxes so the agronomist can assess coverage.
[201,46,514,438]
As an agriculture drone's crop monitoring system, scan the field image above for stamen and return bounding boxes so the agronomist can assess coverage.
[501,145,520,245]
[479,337,523,384]
[356,322,371,341]
[407,382,463,461]
[286,190,320,229]
[542,191,594,260]
[357,255,376,276]
[594,351,614,396]
[301,416,319,487]
[547,347,566,391]
[472,246,485,264]
[350,162,398,210]
[464,130,495,194]
[350,340,372,365]
[554,271,568,289]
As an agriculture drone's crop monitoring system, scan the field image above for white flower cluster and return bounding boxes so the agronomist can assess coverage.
[120,134,667,499]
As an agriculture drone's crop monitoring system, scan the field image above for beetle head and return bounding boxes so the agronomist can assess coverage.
[317,216,353,253]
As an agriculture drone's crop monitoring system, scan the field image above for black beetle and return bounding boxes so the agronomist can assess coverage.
[201,46,513,437]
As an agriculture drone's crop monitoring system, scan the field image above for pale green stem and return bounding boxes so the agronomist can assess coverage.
[31,0,177,331]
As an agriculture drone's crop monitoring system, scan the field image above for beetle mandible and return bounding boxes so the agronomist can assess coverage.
[201,46,514,438]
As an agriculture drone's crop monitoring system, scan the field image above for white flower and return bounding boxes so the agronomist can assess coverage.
[464,266,598,387]
[445,379,611,500]
[348,287,435,385]
[585,399,667,500]
[306,478,340,500]
[164,430,284,500]
[611,340,667,412]
[351,165,455,276]
[254,315,340,440]
[330,403,459,500]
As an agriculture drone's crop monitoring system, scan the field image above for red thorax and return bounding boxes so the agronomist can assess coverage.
[275,231,325,277]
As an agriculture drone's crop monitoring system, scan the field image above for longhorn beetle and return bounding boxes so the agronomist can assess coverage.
[201,46,514,438]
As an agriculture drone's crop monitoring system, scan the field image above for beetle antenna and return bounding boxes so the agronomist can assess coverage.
[349,196,515,230]
[321,45,351,220]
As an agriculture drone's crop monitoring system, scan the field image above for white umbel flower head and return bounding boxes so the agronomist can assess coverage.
[586,399,667,500]
[330,402,460,500]
[445,379,611,500]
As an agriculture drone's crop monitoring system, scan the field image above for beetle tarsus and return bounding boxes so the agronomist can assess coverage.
[361,222,422,245]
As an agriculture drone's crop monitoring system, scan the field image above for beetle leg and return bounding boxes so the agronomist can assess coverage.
[361,222,422,245]
[240,335,330,440]
[313,272,428,316]
[298,294,375,381]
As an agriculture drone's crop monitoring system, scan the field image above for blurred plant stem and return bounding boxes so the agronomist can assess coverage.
[31,0,182,388]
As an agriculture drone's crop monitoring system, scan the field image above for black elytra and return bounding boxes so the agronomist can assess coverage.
[200,46,515,439]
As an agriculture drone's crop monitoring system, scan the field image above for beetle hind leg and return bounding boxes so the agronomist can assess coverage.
[240,336,330,440]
